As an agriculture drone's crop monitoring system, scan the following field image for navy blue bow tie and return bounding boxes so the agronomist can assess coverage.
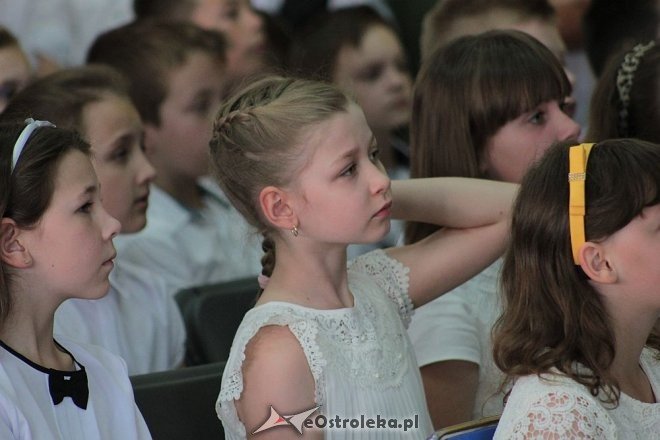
[48,368,89,410]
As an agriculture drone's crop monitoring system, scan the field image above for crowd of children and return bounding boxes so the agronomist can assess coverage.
[0,0,658,438]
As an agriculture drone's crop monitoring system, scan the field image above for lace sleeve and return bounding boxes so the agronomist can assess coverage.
[349,249,414,327]
[494,375,616,439]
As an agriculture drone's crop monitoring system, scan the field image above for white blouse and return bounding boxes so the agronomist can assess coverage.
[217,250,433,439]
[495,348,660,439]
[407,260,504,419]
[0,337,151,439]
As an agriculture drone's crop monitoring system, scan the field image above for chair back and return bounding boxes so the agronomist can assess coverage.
[176,277,259,365]
[131,362,226,440]
[429,415,500,440]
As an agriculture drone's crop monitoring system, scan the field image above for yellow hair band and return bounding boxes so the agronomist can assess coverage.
[568,143,595,264]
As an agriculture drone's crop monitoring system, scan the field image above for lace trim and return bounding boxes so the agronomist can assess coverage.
[218,250,417,437]
[497,368,660,439]
[349,249,414,327]
[218,309,326,404]
[508,391,610,439]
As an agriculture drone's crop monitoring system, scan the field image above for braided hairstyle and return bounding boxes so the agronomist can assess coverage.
[209,76,349,289]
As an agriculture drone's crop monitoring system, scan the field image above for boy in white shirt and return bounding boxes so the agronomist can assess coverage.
[88,21,261,293]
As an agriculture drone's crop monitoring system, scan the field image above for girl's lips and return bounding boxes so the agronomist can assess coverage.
[374,201,392,218]
[102,256,116,268]
[134,193,149,207]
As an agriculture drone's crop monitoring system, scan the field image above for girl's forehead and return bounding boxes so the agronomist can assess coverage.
[300,105,371,161]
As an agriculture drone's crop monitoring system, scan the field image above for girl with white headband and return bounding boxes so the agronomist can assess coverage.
[0,119,151,439]
[493,139,660,439]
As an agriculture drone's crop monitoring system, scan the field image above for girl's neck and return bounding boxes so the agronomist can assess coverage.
[257,241,353,309]
[607,310,657,403]
[0,307,73,371]
[155,174,204,209]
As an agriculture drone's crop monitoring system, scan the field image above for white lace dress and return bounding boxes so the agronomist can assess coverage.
[216,250,433,439]
[494,348,660,439]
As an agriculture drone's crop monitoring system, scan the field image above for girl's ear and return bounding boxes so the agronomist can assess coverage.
[259,186,298,232]
[0,218,32,268]
[579,241,617,284]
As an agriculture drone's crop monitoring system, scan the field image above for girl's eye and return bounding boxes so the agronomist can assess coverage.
[369,148,380,162]
[527,110,546,125]
[561,99,577,118]
[357,64,383,82]
[111,147,130,163]
[340,163,357,177]
[78,202,93,214]
[190,98,211,116]
[222,6,239,21]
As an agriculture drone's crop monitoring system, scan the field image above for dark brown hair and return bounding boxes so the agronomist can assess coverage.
[583,0,659,77]
[0,27,19,49]
[133,0,196,21]
[587,42,660,142]
[492,138,660,405]
[0,121,90,323]
[1,65,130,133]
[287,6,403,82]
[406,30,571,244]
[87,20,226,126]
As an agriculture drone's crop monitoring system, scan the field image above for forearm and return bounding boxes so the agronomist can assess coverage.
[390,178,517,228]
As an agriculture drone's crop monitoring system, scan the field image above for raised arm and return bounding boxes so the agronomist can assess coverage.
[386,177,517,307]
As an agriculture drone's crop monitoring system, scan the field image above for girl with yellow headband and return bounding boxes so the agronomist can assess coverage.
[493,139,660,438]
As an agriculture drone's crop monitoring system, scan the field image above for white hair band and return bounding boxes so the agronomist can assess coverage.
[10,118,56,173]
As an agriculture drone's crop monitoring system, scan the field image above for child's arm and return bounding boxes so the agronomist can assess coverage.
[387,177,517,308]
[235,326,323,440]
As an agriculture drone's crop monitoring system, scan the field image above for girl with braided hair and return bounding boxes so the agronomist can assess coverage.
[211,76,517,439]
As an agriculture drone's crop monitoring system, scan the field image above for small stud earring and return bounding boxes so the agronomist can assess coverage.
[291,225,299,237]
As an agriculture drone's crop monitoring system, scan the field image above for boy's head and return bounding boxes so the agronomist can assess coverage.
[421,0,563,63]
[288,6,412,147]
[88,21,227,187]
[133,0,265,78]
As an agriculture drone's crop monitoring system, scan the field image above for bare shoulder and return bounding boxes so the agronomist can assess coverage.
[237,325,317,436]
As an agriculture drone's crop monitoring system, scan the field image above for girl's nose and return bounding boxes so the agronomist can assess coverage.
[136,148,156,185]
[559,110,581,142]
[370,160,391,195]
[103,206,121,238]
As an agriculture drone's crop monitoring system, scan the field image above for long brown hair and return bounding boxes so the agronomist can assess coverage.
[406,30,571,244]
[587,41,660,142]
[492,138,660,405]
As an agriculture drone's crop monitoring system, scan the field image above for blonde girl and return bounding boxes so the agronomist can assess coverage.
[211,76,517,439]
